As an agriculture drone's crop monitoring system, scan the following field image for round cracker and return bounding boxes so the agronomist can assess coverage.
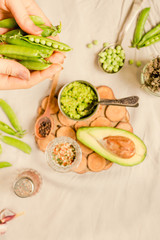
[36,134,55,152]
[88,153,107,172]
[56,126,76,140]
[58,111,76,126]
[105,105,126,122]
[90,116,111,127]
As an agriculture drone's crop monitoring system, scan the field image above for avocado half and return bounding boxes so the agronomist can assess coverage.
[76,127,147,166]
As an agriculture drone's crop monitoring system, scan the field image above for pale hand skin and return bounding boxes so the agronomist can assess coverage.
[0,0,65,90]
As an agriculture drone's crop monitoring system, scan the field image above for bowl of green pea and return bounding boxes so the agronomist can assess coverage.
[98,44,125,73]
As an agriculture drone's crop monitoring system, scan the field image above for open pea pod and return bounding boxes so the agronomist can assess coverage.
[2,34,53,58]
[21,35,72,52]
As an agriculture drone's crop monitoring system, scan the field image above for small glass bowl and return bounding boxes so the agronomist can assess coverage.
[140,61,160,97]
[98,43,125,74]
[45,136,82,173]
[13,169,42,198]
[58,80,100,121]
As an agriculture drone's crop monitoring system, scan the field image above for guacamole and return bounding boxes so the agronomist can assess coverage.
[60,81,98,120]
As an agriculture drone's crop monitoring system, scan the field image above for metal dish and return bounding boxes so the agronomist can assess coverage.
[58,80,100,121]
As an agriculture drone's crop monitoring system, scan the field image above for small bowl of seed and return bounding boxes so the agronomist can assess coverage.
[141,56,160,97]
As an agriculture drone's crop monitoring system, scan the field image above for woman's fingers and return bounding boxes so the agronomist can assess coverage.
[0,59,30,80]
[30,63,63,86]
[6,0,42,35]
[25,0,51,26]
[0,63,62,90]
[47,52,65,64]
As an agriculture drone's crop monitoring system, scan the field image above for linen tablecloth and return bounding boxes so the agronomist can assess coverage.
[0,0,160,239]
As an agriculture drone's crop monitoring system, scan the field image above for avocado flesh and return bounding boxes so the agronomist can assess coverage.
[76,127,147,166]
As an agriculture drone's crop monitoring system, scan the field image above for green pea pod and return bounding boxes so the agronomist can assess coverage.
[0,162,12,168]
[0,44,42,59]
[41,28,55,37]
[2,36,53,58]
[139,34,160,48]
[3,54,42,61]
[0,121,25,138]
[0,99,23,134]
[0,134,31,154]
[30,16,61,37]
[19,60,52,70]
[132,8,150,47]
[2,29,25,39]
[30,15,45,25]
[137,23,160,47]
[22,35,72,52]
[0,18,18,28]
[0,144,2,154]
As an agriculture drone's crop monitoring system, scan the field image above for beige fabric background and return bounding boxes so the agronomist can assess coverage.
[0,0,160,239]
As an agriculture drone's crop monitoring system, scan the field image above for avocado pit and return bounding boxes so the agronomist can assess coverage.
[103,136,135,158]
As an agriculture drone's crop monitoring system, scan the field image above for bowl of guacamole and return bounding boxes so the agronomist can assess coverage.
[58,80,100,120]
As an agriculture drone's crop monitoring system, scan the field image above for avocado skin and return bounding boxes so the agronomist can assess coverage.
[76,127,147,166]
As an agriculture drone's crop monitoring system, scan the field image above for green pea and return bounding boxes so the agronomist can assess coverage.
[116,45,122,51]
[119,62,124,67]
[99,58,105,63]
[53,43,58,48]
[98,52,105,57]
[112,53,117,59]
[46,41,52,47]
[112,61,117,66]
[40,39,46,45]
[59,46,64,50]
[107,48,112,54]
[35,38,40,43]
[107,55,112,59]
[106,59,111,65]
[128,59,134,65]
[136,61,142,67]
[103,42,109,48]
[113,67,119,72]
[87,43,93,48]
[107,66,113,71]
[29,37,34,42]
[103,63,108,69]
[93,40,98,45]
[115,56,120,61]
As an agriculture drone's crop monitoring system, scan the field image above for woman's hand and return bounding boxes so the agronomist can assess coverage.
[0,0,65,90]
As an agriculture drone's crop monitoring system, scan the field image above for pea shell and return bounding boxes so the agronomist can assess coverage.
[22,35,72,52]
[0,161,12,168]
[0,135,31,154]
[19,60,52,70]
[0,18,18,28]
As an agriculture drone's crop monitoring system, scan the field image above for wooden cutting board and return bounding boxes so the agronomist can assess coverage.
[35,85,133,174]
